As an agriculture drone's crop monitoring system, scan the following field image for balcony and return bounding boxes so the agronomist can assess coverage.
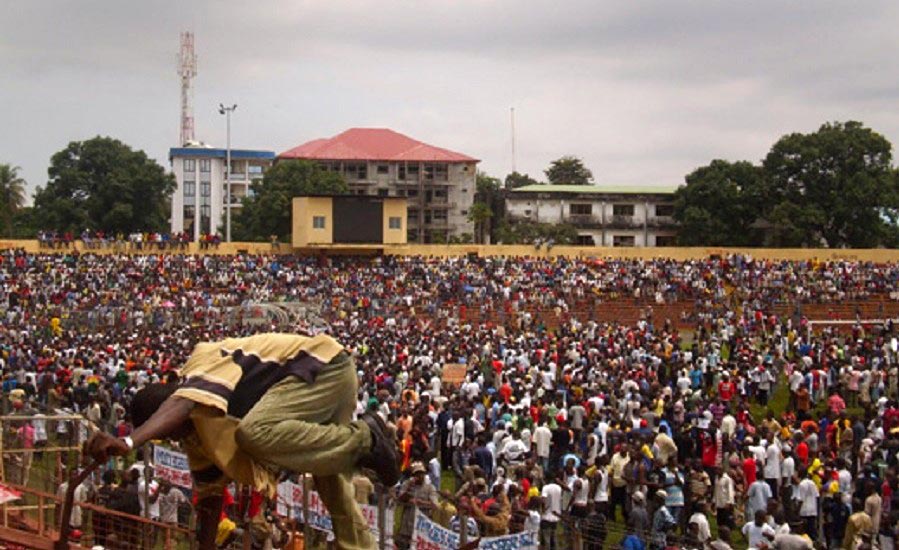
[566,214,602,227]
[607,215,643,229]
[647,216,678,229]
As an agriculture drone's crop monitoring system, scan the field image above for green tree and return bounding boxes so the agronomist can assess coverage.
[545,156,593,185]
[0,164,27,237]
[232,159,348,242]
[762,121,899,247]
[474,172,505,243]
[495,221,579,245]
[504,171,540,190]
[33,137,175,233]
[673,160,766,246]
[467,202,493,244]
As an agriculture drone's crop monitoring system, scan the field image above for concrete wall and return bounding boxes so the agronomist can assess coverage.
[6,239,899,262]
[382,198,408,244]
[292,197,333,246]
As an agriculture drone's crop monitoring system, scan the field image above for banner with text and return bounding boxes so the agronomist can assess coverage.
[412,510,538,550]
[152,445,192,489]
[276,480,394,547]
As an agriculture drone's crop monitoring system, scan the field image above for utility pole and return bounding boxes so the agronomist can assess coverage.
[219,103,237,242]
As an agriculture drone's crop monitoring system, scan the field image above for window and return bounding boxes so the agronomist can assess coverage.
[613,235,636,247]
[312,216,326,229]
[200,182,210,197]
[461,210,468,216]
[377,164,389,175]
[182,206,195,232]
[570,204,592,215]
[407,190,419,198]
[344,163,367,180]
[199,205,211,234]
[377,189,389,197]
[248,164,264,175]
[576,235,595,246]
[432,210,447,221]
[613,204,635,216]
[199,159,211,173]
[183,181,196,199]
[399,163,420,180]
[655,235,677,246]
[408,209,419,220]
[183,159,196,172]
[655,204,674,217]
[389,217,402,230]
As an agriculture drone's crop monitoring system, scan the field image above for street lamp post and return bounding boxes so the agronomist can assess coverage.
[218,103,237,242]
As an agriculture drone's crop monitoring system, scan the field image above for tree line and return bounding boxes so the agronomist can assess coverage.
[3,121,897,248]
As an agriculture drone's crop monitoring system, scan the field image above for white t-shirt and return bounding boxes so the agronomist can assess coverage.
[795,479,819,517]
[541,483,562,522]
[138,479,160,520]
[533,426,552,459]
[764,444,781,480]
[742,521,776,550]
[781,456,795,481]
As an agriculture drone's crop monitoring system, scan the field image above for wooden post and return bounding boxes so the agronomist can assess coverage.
[302,475,311,547]
[377,488,386,550]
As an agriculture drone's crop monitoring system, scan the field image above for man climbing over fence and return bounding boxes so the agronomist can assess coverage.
[85,332,399,549]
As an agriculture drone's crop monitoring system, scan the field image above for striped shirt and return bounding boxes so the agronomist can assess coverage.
[174,333,344,417]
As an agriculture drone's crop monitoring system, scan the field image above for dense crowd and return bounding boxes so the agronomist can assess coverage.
[37,230,222,250]
[0,249,898,549]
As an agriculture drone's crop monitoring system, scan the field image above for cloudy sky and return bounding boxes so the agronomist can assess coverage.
[4,1,899,198]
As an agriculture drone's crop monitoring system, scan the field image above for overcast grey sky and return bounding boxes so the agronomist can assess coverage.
[4,1,899,198]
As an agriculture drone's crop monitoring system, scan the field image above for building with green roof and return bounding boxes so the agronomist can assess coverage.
[506,183,680,247]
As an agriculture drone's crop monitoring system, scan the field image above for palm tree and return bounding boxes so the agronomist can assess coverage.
[467,202,493,244]
[0,164,26,237]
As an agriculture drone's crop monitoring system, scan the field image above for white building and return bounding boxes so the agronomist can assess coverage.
[279,128,478,243]
[505,184,679,246]
[169,144,275,239]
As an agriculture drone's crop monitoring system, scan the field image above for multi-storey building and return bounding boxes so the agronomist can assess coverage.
[505,184,679,246]
[279,128,478,243]
[169,143,275,238]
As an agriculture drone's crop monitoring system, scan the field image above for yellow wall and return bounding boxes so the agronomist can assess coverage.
[292,197,334,247]
[382,198,407,245]
[4,239,899,262]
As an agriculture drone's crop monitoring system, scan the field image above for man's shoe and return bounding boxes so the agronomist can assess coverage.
[358,412,400,487]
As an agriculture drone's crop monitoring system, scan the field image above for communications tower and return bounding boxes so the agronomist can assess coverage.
[178,32,198,146]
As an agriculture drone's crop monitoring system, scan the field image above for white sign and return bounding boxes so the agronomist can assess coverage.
[152,445,192,489]
[276,480,394,546]
[412,510,539,550]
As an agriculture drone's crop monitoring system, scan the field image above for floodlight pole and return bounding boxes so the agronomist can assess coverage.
[219,103,237,242]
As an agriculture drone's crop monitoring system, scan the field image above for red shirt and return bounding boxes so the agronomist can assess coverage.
[742,457,757,486]
[796,441,809,467]
[701,435,718,468]
[499,383,512,404]
[718,381,735,401]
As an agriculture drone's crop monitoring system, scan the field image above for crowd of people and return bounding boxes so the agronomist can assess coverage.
[0,249,898,549]
[36,230,223,250]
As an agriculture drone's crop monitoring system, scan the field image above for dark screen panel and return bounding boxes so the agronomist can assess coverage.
[332,197,383,243]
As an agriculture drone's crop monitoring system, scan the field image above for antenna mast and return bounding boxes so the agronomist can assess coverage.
[178,32,198,146]
[510,107,517,173]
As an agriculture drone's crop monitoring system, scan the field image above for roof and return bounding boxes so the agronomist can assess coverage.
[279,128,479,163]
[169,147,275,160]
[512,184,679,195]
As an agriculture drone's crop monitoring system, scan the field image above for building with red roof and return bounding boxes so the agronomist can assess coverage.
[280,128,478,243]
